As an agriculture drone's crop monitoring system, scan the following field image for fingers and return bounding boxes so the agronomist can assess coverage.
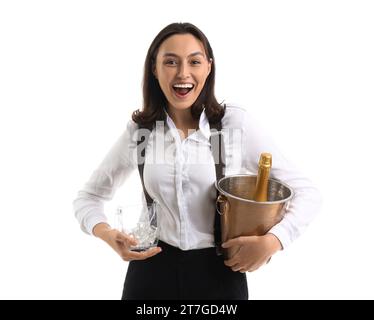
[223,247,248,272]
[224,257,238,267]
[122,246,162,261]
[232,261,265,273]
[227,263,248,273]
[222,236,244,248]
[116,232,138,246]
[223,245,243,267]
[224,258,245,272]
[230,265,241,272]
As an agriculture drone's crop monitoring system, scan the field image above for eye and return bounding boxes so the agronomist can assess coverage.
[191,60,201,65]
[165,60,177,66]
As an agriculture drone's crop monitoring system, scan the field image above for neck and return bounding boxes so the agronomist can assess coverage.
[166,105,197,128]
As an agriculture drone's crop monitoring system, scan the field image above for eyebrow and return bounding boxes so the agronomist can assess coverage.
[162,51,205,58]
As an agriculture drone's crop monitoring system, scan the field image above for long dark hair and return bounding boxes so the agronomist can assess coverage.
[132,22,225,129]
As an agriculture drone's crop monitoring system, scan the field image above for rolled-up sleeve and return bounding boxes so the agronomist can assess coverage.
[240,110,323,248]
[73,119,138,235]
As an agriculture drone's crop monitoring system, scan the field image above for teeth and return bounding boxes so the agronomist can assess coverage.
[173,83,194,89]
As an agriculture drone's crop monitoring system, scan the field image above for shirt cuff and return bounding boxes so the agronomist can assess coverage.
[84,213,108,236]
[267,223,292,250]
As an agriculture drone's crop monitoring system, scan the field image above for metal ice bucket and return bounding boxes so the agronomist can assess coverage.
[215,174,294,259]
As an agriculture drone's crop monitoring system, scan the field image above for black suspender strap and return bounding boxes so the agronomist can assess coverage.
[209,121,226,255]
[137,125,153,206]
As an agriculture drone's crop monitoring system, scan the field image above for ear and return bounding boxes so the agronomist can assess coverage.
[207,58,213,76]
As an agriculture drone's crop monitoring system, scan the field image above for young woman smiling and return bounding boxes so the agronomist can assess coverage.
[73,22,322,300]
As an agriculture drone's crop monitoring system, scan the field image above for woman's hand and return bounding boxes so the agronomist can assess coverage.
[93,223,162,261]
[222,233,282,273]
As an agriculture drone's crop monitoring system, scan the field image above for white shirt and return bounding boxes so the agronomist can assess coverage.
[73,105,322,250]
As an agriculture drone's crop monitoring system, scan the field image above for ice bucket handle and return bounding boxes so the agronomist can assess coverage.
[216,194,229,216]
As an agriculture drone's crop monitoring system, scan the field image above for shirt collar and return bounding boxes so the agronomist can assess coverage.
[164,107,211,142]
[197,108,211,140]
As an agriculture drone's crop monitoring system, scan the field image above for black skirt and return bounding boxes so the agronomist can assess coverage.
[122,240,248,300]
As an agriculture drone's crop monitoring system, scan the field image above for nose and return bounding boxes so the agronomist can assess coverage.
[177,61,190,79]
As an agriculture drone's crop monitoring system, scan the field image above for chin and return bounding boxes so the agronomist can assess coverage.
[169,98,197,110]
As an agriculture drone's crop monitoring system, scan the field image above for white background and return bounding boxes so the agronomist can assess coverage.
[1,0,373,300]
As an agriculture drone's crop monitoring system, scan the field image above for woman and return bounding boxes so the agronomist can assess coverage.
[73,22,322,300]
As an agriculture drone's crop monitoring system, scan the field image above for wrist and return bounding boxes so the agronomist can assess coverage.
[264,233,283,253]
[93,223,112,240]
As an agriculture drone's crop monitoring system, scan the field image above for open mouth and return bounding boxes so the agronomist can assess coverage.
[172,83,194,98]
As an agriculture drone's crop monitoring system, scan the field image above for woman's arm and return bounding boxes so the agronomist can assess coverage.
[73,119,138,235]
[73,120,163,260]
[240,109,323,249]
[221,106,322,272]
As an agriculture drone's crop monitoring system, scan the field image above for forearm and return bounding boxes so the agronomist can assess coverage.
[93,222,112,240]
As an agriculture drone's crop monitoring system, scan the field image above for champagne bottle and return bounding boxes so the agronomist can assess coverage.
[253,153,272,202]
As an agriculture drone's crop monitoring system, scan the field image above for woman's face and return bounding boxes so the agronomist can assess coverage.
[154,34,212,112]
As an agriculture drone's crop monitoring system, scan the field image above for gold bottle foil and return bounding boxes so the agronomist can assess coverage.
[253,153,272,202]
